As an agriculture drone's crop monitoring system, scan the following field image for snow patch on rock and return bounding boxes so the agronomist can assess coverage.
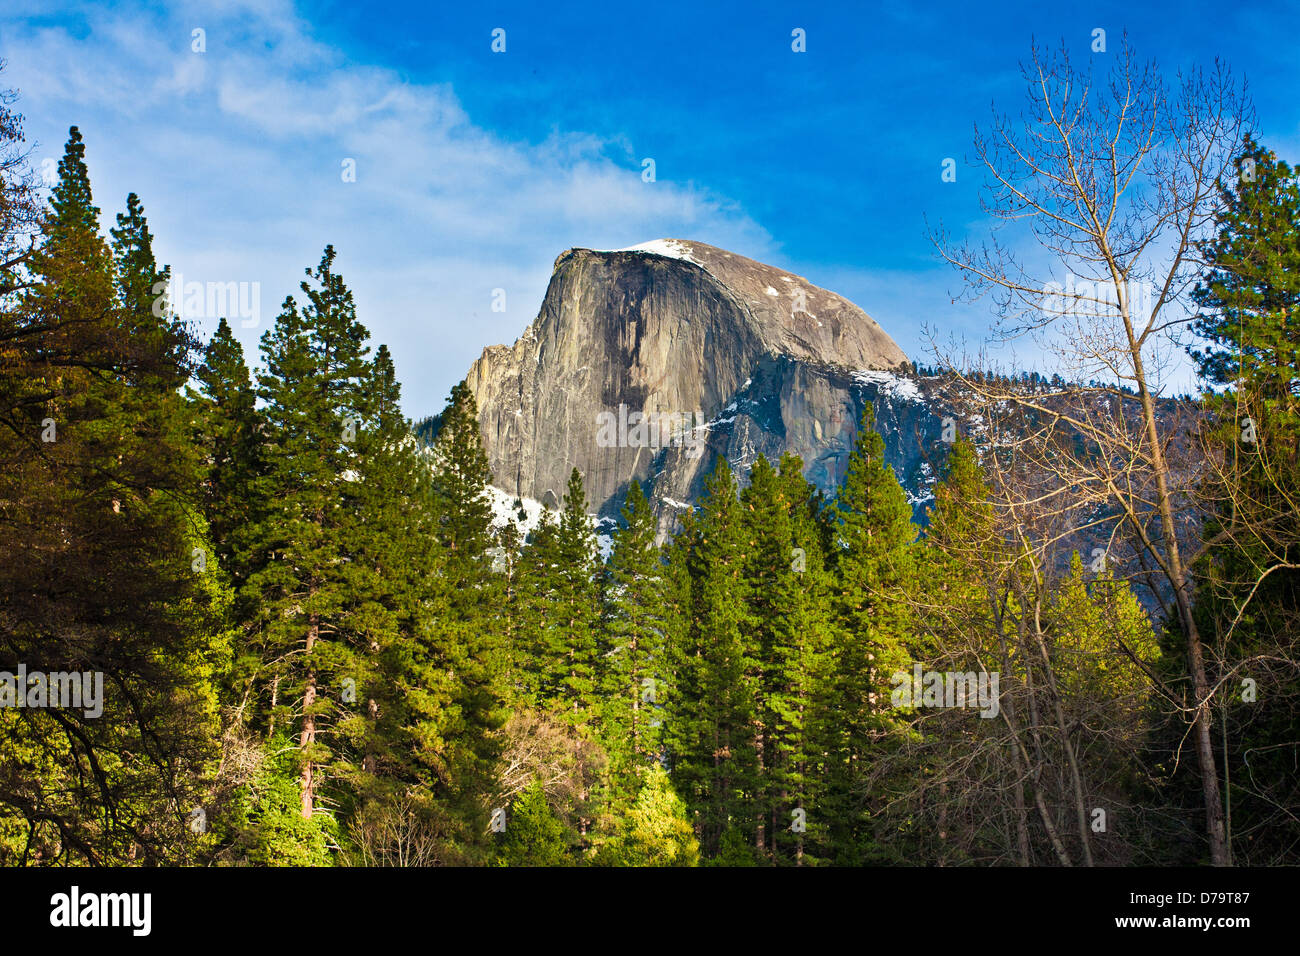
[485,485,548,537]
[614,239,701,265]
[484,484,612,560]
[853,369,924,403]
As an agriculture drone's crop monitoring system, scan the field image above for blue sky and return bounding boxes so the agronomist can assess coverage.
[1,0,1297,413]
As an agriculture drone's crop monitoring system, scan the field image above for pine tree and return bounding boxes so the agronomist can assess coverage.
[339,343,435,811]
[417,379,506,849]
[895,437,1018,863]
[595,765,700,866]
[243,246,373,830]
[48,126,98,239]
[1191,135,1300,393]
[188,317,261,593]
[430,381,495,565]
[600,479,668,802]
[665,456,758,859]
[553,468,601,726]
[0,127,224,863]
[737,454,790,859]
[109,190,184,376]
[826,402,918,863]
[493,781,573,866]
[1183,136,1300,863]
[739,454,839,864]
[514,511,563,704]
[512,470,602,727]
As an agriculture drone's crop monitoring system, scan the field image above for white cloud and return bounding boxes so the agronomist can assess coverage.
[0,0,772,413]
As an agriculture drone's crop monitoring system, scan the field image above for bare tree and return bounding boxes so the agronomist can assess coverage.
[494,708,605,823]
[0,60,40,298]
[345,792,451,867]
[928,36,1252,864]
[881,408,1164,866]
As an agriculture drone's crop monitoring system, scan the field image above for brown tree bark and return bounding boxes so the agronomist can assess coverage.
[299,612,318,820]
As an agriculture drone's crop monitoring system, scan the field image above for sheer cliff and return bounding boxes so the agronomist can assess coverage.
[464,238,937,534]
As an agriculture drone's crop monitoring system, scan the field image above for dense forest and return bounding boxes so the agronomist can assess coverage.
[1,75,1297,867]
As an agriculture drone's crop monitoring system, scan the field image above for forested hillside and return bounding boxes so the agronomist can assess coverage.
[1,71,1297,867]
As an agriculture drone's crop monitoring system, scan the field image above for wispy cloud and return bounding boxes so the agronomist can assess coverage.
[1,0,772,412]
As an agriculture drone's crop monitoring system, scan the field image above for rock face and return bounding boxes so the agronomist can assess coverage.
[465,238,938,535]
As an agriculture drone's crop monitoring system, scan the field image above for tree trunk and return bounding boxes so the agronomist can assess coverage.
[1025,569,1094,866]
[299,612,318,820]
[1131,346,1229,866]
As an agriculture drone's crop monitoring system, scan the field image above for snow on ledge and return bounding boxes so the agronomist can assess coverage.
[610,239,700,265]
[853,369,924,403]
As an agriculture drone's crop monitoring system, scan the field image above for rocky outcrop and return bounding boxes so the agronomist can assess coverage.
[465,238,936,535]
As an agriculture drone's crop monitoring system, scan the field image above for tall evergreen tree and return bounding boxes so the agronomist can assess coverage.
[0,127,223,864]
[665,457,758,859]
[595,765,700,867]
[513,469,602,727]
[430,381,495,566]
[1183,136,1300,864]
[738,454,839,864]
[826,403,918,863]
[109,190,181,373]
[492,781,573,866]
[553,468,602,726]
[188,317,261,594]
[1191,135,1300,392]
[600,479,668,802]
[514,511,562,704]
[418,380,506,849]
[243,246,372,828]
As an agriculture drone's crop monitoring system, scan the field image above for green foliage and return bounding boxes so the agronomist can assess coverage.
[405,379,506,851]
[1182,136,1300,864]
[600,479,668,803]
[0,126,224,865]
[824,404,918,862]
[188,316,261,597]
[596,766,699,866]
[515,469,602,729]
[665,456,759,856]
[8,89,1296,870]
[240,246,378,824]
[493,782,573,867]
[1191,134,1300,393]
[214,736,337,867]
